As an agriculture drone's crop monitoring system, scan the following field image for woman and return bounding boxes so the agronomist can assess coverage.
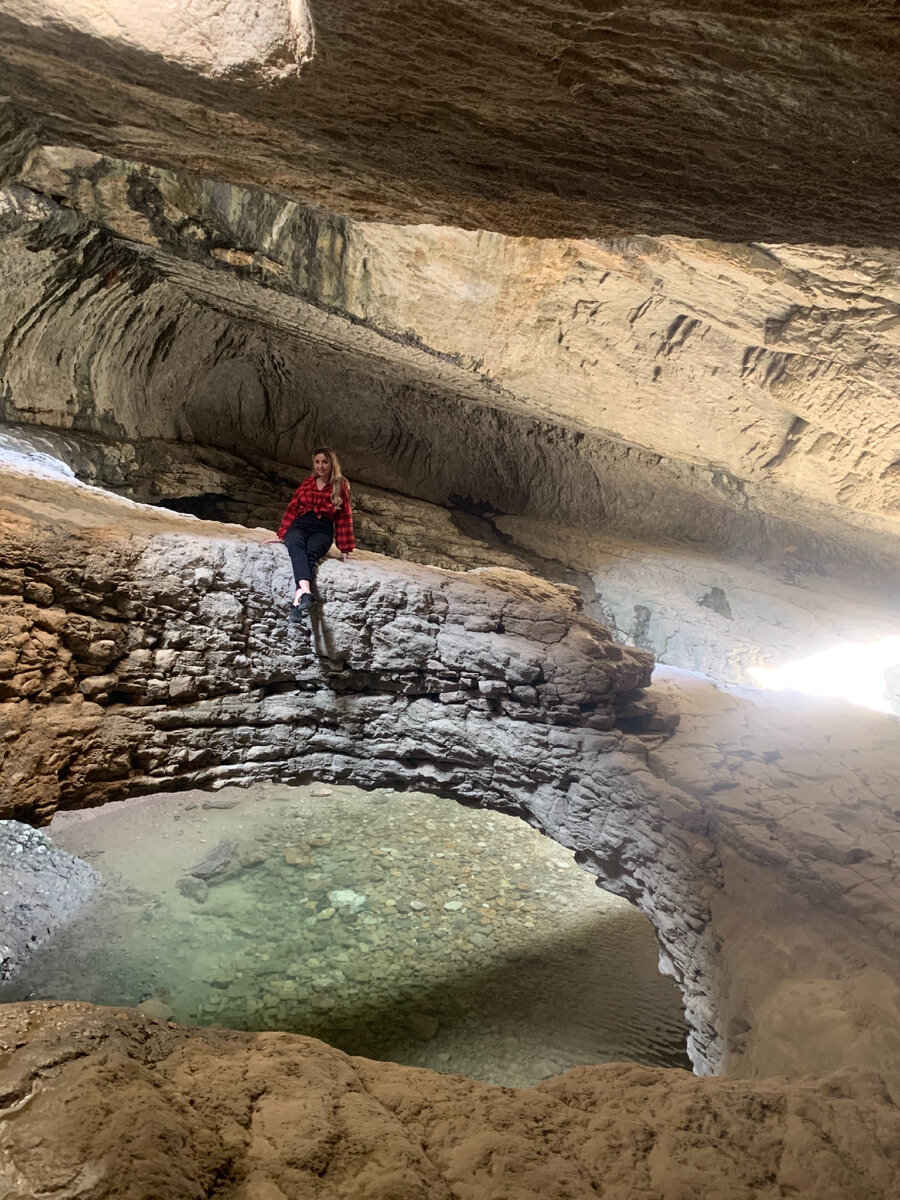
[268,447,355,620]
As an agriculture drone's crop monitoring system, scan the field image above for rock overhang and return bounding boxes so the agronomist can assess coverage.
[1,1,899,244]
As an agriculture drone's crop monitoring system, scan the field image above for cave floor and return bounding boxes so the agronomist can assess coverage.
[0,783,690,1087]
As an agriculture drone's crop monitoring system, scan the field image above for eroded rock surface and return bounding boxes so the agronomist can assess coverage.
[0,1002,898,1200]
[0,822,99,981]
[1,3,899,244]
[3,153,900,591]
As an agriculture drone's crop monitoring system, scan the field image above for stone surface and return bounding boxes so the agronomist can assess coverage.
[0,821,99,980]
[3,154,900,588]
[3,452,900,1095]
[1,0,311,77]
[186,839,235,879]
[0,1002,898,1200]
[1,4,899,244]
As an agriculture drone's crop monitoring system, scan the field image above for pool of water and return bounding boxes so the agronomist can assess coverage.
[1,782,690,1087]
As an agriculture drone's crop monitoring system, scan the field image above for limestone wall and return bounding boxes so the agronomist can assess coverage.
[3,171,900,590]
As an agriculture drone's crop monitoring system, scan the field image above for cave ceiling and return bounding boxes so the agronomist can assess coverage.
[1,2,899,590]
[1,1,899,243]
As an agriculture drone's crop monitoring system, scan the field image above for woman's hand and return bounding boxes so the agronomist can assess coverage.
[262,536,281,544]
[341,551,353,562]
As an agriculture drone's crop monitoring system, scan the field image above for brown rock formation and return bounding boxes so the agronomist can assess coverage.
[1,1002,898,1200]
[2,4,900,1190]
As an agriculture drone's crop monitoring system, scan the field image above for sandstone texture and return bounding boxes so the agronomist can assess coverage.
[0,0,311,77]
[1,3,899,244]
[2,5,900,1189]
[1,1002,898,1200]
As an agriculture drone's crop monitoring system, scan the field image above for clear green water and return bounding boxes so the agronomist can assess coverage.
[1,783,690,1087]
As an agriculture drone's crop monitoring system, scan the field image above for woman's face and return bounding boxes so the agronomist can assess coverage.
[313,453,332,480]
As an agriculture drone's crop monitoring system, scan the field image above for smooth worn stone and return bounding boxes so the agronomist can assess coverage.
[187,840,236,879]
[327,889,366,913]
[409,1012,440,1041]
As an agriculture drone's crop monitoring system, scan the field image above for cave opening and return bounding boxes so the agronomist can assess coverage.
[748,636,900,715]
[0,779,691,1087]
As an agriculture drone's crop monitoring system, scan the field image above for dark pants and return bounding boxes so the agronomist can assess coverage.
[283,513,334,586]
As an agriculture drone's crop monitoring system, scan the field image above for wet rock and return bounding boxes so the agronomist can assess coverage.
[327,889,367,913]
[0,822,100,981]
[177,876,209,904]
[283,847,318,868]
[409,1013,440,1041]
[187,840,236,879]
[136,997,173,1022]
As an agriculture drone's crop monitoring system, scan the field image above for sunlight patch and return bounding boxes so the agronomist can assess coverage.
[748,636,900,714]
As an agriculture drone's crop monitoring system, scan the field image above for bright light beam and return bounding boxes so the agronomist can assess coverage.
[748,636,900,714]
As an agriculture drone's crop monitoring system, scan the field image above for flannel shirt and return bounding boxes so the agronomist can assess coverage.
[277,475,356,553]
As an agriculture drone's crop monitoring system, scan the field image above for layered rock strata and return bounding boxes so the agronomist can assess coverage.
[1,1001,898,1200]
[4,153,900,592]
[4,454,900,1095]
[0,453,726,1074]
[1,2,899,244]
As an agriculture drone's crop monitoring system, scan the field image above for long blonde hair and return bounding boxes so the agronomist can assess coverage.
[312,446,349,509]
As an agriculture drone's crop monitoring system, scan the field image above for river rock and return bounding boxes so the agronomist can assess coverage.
[328,889,367,913]
[186,840,236,879]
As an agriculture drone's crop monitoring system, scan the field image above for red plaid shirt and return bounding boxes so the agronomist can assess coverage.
[277,476,356,552]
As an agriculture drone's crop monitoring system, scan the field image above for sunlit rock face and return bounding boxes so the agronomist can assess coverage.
[0,0,312,77]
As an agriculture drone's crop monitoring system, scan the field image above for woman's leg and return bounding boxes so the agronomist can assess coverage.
[304,529,334,583]
[282,526,313,602]
[283,524,333,607]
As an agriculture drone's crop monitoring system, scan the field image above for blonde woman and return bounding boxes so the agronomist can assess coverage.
[268,447,355,621]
